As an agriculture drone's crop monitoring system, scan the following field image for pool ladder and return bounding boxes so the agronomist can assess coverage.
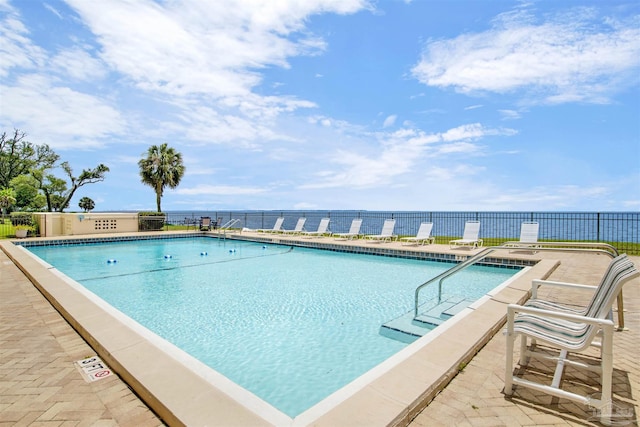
[413,243,621,325]
[216,219,242,239]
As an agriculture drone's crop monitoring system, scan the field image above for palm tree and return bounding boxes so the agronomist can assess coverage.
[138,143,185,212]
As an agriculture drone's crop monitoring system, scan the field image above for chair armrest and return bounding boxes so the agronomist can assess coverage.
[507,303,614,327]
[531,279,596,298]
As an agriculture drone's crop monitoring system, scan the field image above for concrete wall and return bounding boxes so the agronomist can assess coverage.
[33,213,139,237]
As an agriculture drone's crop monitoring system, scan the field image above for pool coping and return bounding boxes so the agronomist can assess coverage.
[1,232,561,426]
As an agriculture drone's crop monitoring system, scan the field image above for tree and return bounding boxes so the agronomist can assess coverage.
[9,175,46,211]
[79,197,95,212]
[138,143,185,212]
[1,129,109,213]
[57,162,109,212]
[0,129,58,188]
[0,188,16,217]
[31,168,67,212]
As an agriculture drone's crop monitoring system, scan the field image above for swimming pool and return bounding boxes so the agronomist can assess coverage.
[26,236,518,417]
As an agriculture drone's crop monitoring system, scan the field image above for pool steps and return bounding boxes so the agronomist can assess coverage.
[379,296,475,343]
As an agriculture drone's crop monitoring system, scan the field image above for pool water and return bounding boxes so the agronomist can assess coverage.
[27,237,516,417]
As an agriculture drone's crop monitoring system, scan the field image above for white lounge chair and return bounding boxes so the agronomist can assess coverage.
[504,254,639,425]
[257,217,284,233]
[449,220,482,249]
[333,218,362,240]
[504,221,540,253]
[301,218,331,238]
[364,219,397,243]
[280,217,306,234]
[400,222,434,246]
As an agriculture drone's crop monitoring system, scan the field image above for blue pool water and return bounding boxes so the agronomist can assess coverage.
[27,237,516,417]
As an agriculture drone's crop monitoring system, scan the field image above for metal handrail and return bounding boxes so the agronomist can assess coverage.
[413,243,624,327]
[502,241,619,257]
[414,247,497,317]
[220,218,241,230]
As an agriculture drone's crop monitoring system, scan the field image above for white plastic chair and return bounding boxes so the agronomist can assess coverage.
[364,219,397,243]
[280,217,306,234]
[334,219,363,240]
[301,218,331,238]
[504,221,540,253]
[400,222,435,246]
[257,217,284,233]
[504,255,639,425]
[449,220,482,249]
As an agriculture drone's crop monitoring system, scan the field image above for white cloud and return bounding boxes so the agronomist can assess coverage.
[173,104,283,147]
[176,184,267,195]
[0,75,125,149]
[299,123,515,189]
[424,164,483,181]
[64,0,369,100]
[498,109,521,120]
[43,3,63,19]
[3,0,364,153]
[490,184,611,208]
[434,141,481,155]
[411,6,640,104]
[0,9,47,77]
[382,114,397,128]
[50,47,107,81]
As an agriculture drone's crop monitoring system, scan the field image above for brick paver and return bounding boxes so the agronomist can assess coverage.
[0,251,163,427]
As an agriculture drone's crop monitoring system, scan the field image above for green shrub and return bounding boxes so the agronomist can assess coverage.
[138,212,166,231]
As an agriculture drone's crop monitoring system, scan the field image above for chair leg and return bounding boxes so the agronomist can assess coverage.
[504,310,516,395]
[599,323,614,425]
[519,335,531,366]
[505,336,514,395]
[551,350,568,389]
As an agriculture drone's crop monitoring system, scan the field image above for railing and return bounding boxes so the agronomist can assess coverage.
[219,218,241,230]
[7,211,636,254]
[162,211,639,255]
[413,243,624,328]
[214,218,242,240]
[414,247,498,317]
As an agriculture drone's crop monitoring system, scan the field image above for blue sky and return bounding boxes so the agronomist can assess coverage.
[1,0,639,212]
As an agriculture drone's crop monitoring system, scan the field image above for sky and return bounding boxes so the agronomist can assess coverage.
[1,0,639,212]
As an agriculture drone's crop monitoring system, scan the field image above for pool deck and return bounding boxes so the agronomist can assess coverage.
[1,231,638,426]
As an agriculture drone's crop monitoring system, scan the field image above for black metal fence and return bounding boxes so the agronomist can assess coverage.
[161,211,639,255]
[3,211,636,254]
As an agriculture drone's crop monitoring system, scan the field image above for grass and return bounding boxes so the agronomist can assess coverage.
[429,236,639,256]
[0,221,24,239]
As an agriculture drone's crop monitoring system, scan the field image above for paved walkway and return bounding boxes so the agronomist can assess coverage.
[0,250,163,426]
[1,241,638,426]
[409,253,640,427]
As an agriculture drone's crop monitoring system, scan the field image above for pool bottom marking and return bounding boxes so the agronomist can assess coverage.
[80,246,295,282]
[75,356,113,382]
